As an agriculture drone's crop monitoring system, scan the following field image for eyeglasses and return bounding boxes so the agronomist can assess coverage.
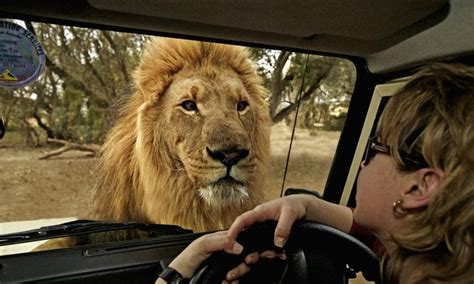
[362,136,428,170]
[362,137,390,166]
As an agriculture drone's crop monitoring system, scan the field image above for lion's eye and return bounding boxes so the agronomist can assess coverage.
[181,100,197,112]
[237,101,249,112]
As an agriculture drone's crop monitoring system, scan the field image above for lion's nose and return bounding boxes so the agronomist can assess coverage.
[206,147,249,167]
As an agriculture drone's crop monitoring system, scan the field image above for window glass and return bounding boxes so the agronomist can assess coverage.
[0,21,355,253]
[340,80,406,206]
[264,53,356,197]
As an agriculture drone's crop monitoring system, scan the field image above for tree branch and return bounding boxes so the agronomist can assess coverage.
[102,31,130,87]
[269,51,292,118]
[272,74,326,123]
[32,113,56,139]
[81,48,110,98]
[24,22,108,109]
[38,139,100,160]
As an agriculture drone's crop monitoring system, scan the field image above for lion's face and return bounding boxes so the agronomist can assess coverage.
[97,39,270,229]
[135,63,269,209]
[139,67,269,207]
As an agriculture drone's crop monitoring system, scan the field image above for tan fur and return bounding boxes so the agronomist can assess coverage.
[93,38,271,232]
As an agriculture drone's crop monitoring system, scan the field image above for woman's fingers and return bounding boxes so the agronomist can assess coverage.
[224,249,287,282]
[260,250,287,260]
[226,261,253,281]
[228,201,281,240]
[228,210,265,240]
[169,231,243,279]
[193,231,242,255]
[229,201,299,248]
[244,252,260,265]
[273,206,299,248]
[228,196,307,249]
[224,252,259,281]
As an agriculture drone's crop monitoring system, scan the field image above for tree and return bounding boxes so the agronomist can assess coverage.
[249,49,355,130]
[1,22,356,147]
[2,22,148,144]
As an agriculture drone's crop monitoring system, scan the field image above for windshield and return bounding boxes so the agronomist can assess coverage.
[0,19,356,255]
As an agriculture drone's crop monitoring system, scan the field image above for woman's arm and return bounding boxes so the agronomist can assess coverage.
[305,195,353,233]
[228,194,353,248]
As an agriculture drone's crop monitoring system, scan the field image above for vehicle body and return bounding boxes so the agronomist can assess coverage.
[0,0,472,283]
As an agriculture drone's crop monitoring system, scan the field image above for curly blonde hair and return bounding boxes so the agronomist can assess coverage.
[376,63,474,283]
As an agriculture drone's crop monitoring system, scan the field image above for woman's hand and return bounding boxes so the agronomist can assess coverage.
[157,230,243,283]
[228,195,313,248]
[158,194,351,283]
[225,250,287,282]
[228,194,353,251]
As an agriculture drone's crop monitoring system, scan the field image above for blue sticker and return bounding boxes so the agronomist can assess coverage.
[0,21,46,88]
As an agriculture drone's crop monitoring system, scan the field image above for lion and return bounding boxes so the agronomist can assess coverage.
[33,38,270,251]
[93,38,271,232]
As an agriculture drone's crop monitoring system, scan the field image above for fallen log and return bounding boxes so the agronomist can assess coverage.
[38,138,101,160]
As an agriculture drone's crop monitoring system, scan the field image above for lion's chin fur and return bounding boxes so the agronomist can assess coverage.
[198,180,249,208]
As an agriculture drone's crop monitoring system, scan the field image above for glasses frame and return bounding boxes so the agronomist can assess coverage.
[362,137,390,166]
[362,136,428,170]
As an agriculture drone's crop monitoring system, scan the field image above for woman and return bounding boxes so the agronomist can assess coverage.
[157,63,474,283]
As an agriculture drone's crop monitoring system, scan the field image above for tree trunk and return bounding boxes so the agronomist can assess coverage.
[269,51,291,119]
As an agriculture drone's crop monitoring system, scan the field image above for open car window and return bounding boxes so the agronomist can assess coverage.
[339,79,408,206]
[0,20,355,255]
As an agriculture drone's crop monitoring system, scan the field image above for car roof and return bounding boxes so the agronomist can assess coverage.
[1,0,473,74]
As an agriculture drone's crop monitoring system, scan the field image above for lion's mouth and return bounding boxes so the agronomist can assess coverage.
[198,175,248,207]
[212,176,244,186]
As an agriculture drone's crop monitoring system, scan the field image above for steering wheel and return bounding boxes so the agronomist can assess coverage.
[190,220,381,284]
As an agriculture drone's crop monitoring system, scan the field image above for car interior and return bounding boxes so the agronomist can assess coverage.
[0,0,473,283]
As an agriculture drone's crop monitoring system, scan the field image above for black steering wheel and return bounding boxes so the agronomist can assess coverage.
[190,220,381,284]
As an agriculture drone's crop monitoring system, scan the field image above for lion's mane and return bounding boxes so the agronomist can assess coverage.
[94,38,271,232]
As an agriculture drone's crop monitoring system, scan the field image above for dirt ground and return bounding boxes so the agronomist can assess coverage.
[0,123,339,222]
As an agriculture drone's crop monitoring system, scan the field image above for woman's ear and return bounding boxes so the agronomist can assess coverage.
[400,168,444,209]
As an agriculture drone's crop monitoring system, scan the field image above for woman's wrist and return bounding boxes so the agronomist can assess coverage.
[168,258,194,279]
[158,266,188,283]
[301,194,321,220]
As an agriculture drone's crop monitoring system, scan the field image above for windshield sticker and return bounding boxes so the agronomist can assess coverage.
[0,21,46,88]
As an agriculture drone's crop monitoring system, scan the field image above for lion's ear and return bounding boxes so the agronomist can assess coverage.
[133,71,173,103]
